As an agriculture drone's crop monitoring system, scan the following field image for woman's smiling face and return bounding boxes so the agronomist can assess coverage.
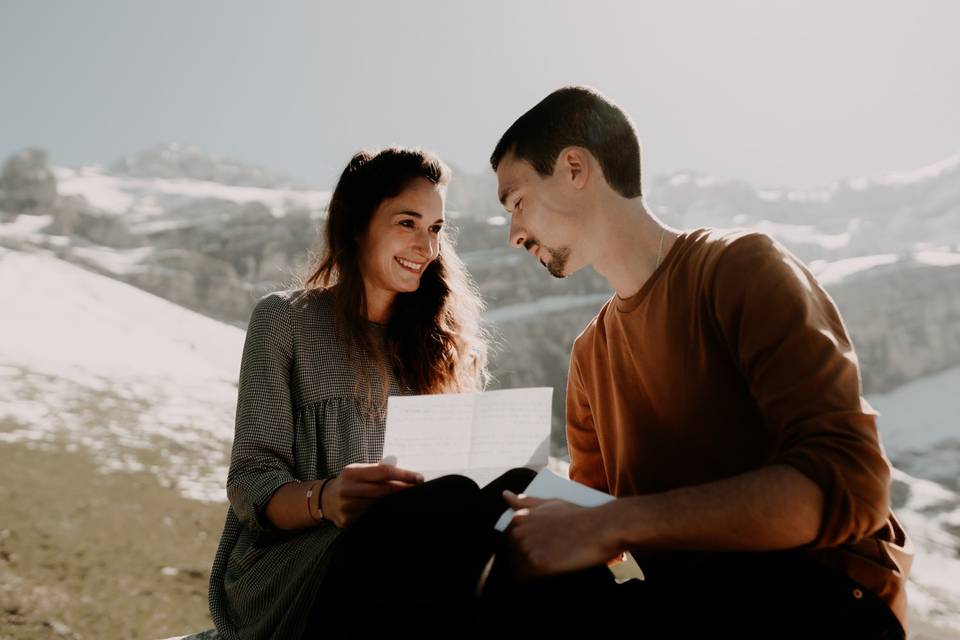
[358,176,445,302]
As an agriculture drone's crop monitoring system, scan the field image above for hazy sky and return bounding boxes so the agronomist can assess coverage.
[1,0,958,189]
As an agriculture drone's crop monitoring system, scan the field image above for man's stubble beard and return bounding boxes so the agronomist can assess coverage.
[545,247,571,279]
[524,237,571,279]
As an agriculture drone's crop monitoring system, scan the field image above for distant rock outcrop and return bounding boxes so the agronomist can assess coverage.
[111,143,293,188]
[48,193,140,247]
[4,143,959,426]
[831,260,960,394]
[0,148,58,213]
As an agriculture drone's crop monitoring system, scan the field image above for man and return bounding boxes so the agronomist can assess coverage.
[488,86,912,637]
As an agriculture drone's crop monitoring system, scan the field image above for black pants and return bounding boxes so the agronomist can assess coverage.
[480,545,906,639]
[302,468,904,639]
[302,467,536,638]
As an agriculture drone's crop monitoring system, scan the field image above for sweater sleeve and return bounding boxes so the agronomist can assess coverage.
[565,345,610,493]
[225,292,298,534]
[710,232,890,549]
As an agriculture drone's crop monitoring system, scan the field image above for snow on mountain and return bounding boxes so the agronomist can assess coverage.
[747,218,855,250]
[914,250,960,267]
[809,253,901,285]
[0,247,243,502]
[891,469,960,635]
[862,366,960,633]
[645,151,960,265]
[854,154,960,189]
[54,165,330,221]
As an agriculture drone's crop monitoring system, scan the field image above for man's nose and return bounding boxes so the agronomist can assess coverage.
[508,216,526,249]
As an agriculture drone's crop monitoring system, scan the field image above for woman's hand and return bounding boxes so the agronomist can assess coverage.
[322,461,424,528]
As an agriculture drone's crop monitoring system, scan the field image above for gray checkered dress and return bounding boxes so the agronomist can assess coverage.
[208,287,408,640]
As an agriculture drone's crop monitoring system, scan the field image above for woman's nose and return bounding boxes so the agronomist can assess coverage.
[413,228,434,257]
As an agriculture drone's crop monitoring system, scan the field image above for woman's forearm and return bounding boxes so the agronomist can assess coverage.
[264,477,334,530]
[263,464,422,530]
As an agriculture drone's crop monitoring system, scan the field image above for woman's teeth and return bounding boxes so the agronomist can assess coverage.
[395,257,423,272]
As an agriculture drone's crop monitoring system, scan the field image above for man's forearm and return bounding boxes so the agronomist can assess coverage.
[601,464,825,553]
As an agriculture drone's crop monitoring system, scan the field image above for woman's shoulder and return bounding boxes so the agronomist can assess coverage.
[254,286,335,317]
[246,287,337,341]
[255,285,332,305]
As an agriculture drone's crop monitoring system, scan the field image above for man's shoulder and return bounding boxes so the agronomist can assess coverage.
[682,226,796,283]
[571,294,617,357]
[687,226,783,260]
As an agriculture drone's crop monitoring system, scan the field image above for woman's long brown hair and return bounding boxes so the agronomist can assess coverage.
[299,147,488,396]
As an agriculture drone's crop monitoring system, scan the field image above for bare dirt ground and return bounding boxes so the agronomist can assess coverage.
[0,440,225,640]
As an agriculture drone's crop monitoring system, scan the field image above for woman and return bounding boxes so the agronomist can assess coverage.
[207,147,543,640]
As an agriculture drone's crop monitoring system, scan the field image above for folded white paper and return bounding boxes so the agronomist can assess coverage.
[494,467,612,530]
[383,387,552,484]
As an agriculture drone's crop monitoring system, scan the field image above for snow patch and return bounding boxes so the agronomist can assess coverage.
[808,254,900,285]
[54,166,330,218]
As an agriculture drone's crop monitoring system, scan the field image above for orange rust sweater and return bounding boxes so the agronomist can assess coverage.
[566,227,912,632]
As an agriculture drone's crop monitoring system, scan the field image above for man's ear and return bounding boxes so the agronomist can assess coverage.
[557,147,590,190]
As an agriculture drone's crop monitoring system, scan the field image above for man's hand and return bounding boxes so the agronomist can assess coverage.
[501,490,622,580]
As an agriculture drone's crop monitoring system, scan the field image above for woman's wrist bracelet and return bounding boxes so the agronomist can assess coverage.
[305,480,323,523]
[317,476,335,521]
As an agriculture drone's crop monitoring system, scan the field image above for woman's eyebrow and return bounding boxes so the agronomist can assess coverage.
[395,210,444,224]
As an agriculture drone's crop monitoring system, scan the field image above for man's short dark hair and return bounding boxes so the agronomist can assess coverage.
[490,86,642,198]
